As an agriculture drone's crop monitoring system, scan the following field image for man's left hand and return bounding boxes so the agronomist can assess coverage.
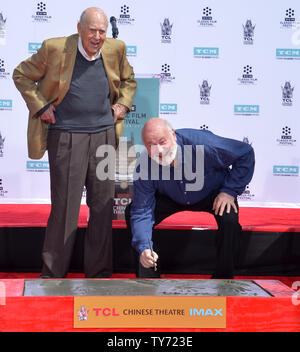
[212,192,238,216]
[112,103,128,123]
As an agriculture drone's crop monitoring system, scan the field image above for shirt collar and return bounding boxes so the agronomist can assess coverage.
[77,36,101,61]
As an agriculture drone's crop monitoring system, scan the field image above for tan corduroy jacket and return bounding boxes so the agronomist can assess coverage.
[13,34,137,159]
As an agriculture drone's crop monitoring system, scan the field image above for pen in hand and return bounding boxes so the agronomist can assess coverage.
[148,238,157,271]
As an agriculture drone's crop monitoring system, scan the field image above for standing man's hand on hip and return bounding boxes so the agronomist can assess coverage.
[112,103,128,123]
[40,104,56,124]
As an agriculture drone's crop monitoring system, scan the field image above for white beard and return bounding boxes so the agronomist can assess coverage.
[152,141,178,166]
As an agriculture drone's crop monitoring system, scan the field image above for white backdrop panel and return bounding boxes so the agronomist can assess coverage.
[0,0,299,207]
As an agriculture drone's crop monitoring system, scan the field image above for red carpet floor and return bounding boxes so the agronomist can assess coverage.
[1,204,300,232]
[1,204,300,332]
[1,204,300,288]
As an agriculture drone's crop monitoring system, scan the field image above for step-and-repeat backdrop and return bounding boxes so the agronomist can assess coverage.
[0,0,300,208]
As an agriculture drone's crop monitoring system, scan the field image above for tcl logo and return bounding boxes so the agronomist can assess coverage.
[93,307,119,316]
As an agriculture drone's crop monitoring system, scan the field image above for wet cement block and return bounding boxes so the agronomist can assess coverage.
[23,279,272,297]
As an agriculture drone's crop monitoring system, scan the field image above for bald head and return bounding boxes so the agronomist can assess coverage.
[142,118,172,142]
[79,7,108,28]
[142,118,177,166]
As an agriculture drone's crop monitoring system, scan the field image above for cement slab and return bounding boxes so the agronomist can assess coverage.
[23,279,272,297]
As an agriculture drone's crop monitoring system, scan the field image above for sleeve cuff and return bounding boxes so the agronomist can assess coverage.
[36,103,50,117]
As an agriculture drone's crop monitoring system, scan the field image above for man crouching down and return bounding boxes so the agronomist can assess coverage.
[125,118,255,279]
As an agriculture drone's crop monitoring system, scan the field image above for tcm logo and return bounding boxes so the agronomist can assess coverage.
[190,308,223,316]
[276,49,300,58]
[28,42,42,53]
[194,47,219,58]
[93,307,119,317]
[160,103,177,113]
[26,161,49,171]
[234,105,259,115]
[0,99,12,110]
[273,165,299,176]
[126,45,137,56]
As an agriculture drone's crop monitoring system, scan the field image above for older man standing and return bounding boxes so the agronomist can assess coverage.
[13,7,137,278]
[126,118,255,279]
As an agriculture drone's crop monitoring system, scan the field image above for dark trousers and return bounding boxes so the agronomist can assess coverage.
[41,128,115,278]
[125,190,242,279]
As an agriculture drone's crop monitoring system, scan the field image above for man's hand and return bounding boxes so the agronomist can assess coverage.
[40,104,56,124]
[140,249,158,268]
[111,103,128,123]
[212,192,238,216]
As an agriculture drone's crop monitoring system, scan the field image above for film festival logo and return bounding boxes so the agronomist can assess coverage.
[0,178,8,197]
[197,7,217,27]
[0,131,5,157]
[32,2,52,23]
[281,81,294,106]
[238,65,257,85]
[276,126,296,146]
[199,80,212,105]
[0,58,10,79]
[125,104,147,126]
[243,20,255,45]
[199,124,209,130]
[0,12,7,45]
[280,8,297,29]
[238,184,255,201]
[118,5,135,25]
[161,18,173,44]
[160,63,175,83]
